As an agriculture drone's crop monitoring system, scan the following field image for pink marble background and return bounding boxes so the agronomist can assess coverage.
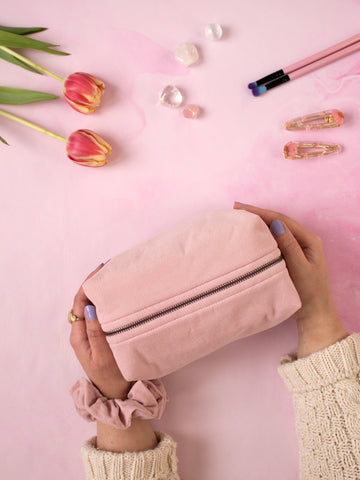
[1,0,359,479]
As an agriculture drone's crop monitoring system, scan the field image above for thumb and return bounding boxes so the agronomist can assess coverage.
[84,305,109,354]
[269,219,308,277]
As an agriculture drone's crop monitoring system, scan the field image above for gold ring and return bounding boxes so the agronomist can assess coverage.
[68,310,84,324]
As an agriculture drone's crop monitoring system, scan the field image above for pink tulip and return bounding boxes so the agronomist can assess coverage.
[66,129,112,167]
[63,72,105,114]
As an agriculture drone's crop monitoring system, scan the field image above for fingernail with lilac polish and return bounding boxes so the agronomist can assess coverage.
[85,305,97,321]
[270,219,285,237]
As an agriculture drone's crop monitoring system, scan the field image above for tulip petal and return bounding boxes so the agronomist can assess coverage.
[64,77,97,96]
[68,157,107,167]
[80,129,112,153]
[63,72,105,115]
[65,100,94,113]
[77,73,105,93]
[64,98,95,114]
[64,89,100,107]
[66,129,111,167]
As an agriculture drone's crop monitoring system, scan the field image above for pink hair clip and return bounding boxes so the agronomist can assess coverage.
[285,109,344,130]
[284,141,342,159]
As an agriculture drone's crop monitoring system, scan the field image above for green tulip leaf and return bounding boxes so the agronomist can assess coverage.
[0,28,69,55]
[0,48,41,73]
[0,87,59,105]
[41,47,69,56]
[0,26,47,35]
[0,29,55,49]
[0,135,9,145]
[0,30,69,55]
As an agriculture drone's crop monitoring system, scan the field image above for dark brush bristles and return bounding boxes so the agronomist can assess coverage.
[252,86,267,96]
[251,74,291,96]
[249,69,285,88]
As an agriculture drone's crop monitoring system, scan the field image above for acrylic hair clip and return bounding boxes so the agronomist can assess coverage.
[285,109,344,130]
[284,141,342,160]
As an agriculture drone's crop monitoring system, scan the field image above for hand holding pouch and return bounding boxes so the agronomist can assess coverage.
[83,210,301,381]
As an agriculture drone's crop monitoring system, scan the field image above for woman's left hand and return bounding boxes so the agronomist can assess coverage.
[69,264,132,399]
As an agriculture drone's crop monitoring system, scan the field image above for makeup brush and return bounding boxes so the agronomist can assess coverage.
[249,33,360,96]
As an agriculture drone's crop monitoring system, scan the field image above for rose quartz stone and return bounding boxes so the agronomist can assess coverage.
[183,104,201,119]
[175,43,199,66]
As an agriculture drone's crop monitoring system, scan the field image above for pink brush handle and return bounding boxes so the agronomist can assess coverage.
[284,33,360,74]
[289,41,360,80]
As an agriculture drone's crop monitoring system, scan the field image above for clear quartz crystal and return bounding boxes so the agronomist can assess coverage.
[175,43,199,66]
[160,85,183,108]
[204,23,223,40]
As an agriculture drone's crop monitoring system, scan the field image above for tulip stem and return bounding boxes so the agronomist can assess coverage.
[0,109,66,142]
[0,46,65,82]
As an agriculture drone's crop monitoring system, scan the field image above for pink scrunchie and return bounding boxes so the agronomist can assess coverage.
[70,377,168,429]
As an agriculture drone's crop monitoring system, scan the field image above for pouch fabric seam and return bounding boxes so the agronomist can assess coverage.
[101,248,282,328]
[105,267,287,342]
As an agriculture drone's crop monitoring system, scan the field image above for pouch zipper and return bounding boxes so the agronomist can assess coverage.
[105,255,283,337]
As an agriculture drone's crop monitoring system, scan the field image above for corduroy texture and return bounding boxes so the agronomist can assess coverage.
[81,431,180,480]
[278,333,360,479]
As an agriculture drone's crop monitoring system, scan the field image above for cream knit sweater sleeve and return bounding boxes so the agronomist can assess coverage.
[81,431,180,480]
[80,334,360,480]
[278,333,360,480]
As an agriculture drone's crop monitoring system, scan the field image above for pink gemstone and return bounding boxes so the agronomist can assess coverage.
[283,141,298,159]
[331,109,344,126]
[183,104,201,119]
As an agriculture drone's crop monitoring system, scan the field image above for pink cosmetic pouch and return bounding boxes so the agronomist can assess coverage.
[83,210,301,381]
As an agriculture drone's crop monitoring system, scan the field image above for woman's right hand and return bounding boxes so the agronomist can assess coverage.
[70,264,133,400]
[234,203,349,358]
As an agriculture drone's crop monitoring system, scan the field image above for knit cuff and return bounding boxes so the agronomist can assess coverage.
[278,333,360,393]
[81,431,179,480]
